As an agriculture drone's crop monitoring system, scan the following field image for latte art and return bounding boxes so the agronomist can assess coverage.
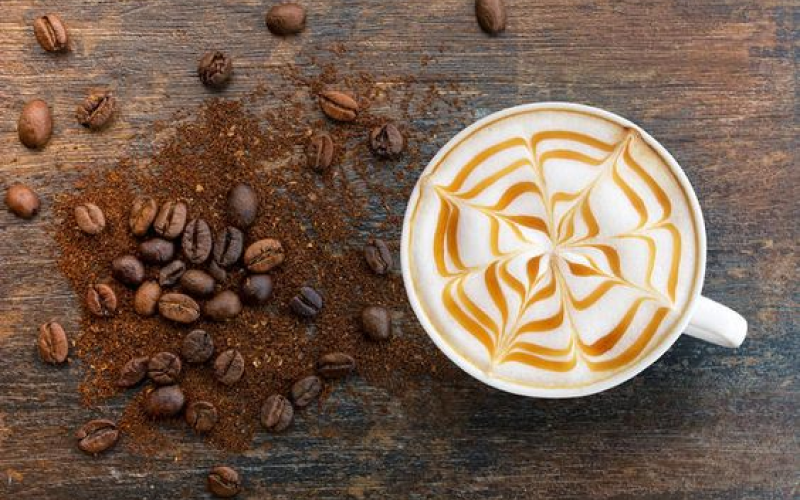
[405,107,701,389]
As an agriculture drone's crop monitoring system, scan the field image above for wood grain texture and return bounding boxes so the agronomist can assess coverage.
[0,0,797,498]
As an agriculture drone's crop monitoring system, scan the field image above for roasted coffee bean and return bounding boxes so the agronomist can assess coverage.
[240,274,273,305]
[153,201,187,239]
[226,183,258,228]
[265,3,306,35]
[213,226,244,268]
[139,238,175,264]
[159,260,187,287]
[74,202,106,235]
[76,91,116,130]
[182,330,214,364]
[260,395,293,432]
[116,356,149,387]
[182,218,213,264]
[370,123,405,157]
[38,321,68,364]
[112,255,145,287]
[307,132,335,172]
[243,238,284,273]
[318,90,359,122]
[18,99,52,149]
[75,419,118,455]
[134,281,161,317]
[208,466,241,498]
[290,375,322,407]
[148,352,182,385]
[198,51,233,89]
[158,293,201,323]
[364,238,392,275]
[208,261,228,282]
[362,305,392,340]
[33,14,68,52]
[5,183,40,219]
[186,401,218,434]
[86,283,117,317]
[130,196,158,236]
[476,0,507,35]
[144,385,185,417]
[204,291,242,321]
[180,270,215,297]
[214,349,244,386]
[316,352,356,379]
[289,286,323,317]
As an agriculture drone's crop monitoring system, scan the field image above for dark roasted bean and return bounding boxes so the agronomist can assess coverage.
[5,183,40,219]
[364,238,392,275]
[158,293,201,323]
[180,270,215,298]
[153,201,187,239]
[139,238,175,264]
[226,184,258,229]
[243,238,284,273]
[214,349,244,386]
[147,352,182,385]
[316,352,356,379]
[290,375,322,408]
[207,466,241,498]
[38,321,68,364]
[75,419,119,455]
[159,260,186,287]
[116,356,149,388]
[182,218,213,264]
[74,202,106,235]
[260,395,293,432]
[144,385,185,417]
[318,90,359,122]
[289,286,323,317]
[213,226,244,268]
[240,274,273,305]
[186,401,218,434]
[130,196,158,236]
[181,330,214,364]
[76,91,116,130]
[204,291,242,321]
[112,254,145,287]
[86,283,117,317]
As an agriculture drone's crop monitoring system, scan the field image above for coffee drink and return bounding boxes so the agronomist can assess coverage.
[75,419,118,455]
[5,183,40,219]
[76,91,116,130]
[18,99,52,149]
[404,105,702,390]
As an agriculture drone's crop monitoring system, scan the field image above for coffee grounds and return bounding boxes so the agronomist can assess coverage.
[53,62,466,453]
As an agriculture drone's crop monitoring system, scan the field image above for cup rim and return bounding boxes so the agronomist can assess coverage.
[400,101,707,398]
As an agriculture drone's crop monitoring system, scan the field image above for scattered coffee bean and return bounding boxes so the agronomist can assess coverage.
[186,401,218,434]
[153,201,188,240]
[198,51,233,89]
[158,293,201,324]
[74,202,106,235]
[226,183,258,228]
[18,99,52,149]
[5,183,40,219]
[240,274,273,305]
[182,330,214,364]
[116,356,149,388]
[112,254,145,287]
[476,0,507,35]
[148,352,182,385]
[213,226,244,268]
[370,123,405,157]
[362,306,392,340]
[214,349,244,386]
[208,466,241,498]
[86,283,117,317]
[316,352,356,379]
[134,281,162,317]
[290,375,322,408]
[75,419,118,455]
[318,90,359,122]
[364,238,392,275]
[208,261,228,282]
[76,91,116,130]
[265,3,306,35]
[144,385,185,418]
[243,238,284,273]
[204,290,243,321]
[33,14,68,52]
[289,286,323,317]
[180,269,215,298]
[159,260,187,287]
[260,395,293,432]
[182,218,213,264]
[37,321,68,364]
[139,238,175,264]
[307,132,335,172]
[130,196,158,236]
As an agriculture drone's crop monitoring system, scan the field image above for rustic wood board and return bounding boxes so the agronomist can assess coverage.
[0,0,797,498]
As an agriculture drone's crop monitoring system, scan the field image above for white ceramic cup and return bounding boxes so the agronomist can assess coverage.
[401,102,747,398]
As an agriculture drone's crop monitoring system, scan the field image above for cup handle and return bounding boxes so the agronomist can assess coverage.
[684,296,747,348]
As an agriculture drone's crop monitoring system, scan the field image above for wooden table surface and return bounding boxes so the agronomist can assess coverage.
[0,1,797,498]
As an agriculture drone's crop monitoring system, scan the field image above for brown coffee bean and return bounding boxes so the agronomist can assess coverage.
[370,123,405,157]
[182,330,214,364]
[33,14,68,52]
[243,238,285,273]
[180,270,215,298]
[289,286,323,317]
[208,261,228,283]
[198,51,233,89]
[227,183,258,229]
[37,321,68,364]
[318,90,359,122]
[364,238,392,275]
[159,260,187,287]
[148,352,182,385]
[116,356,149,387]
[112,254,145,287]
[186,401,218,434]
[362,306,392,341]
[316,352,356,379]
[260,395,293,432]
[307,132,335,172]
[213,226,244,268]
[5,183,40,219]
[476,0,507,35]
[134,281,162,317]
[130,196,158,236]
[76,91,116,130]
[204,291,242,321]
[139,238,175,264]
[74,202,106,235]
[86,283,117,317]
[144,385,185,418]
[266,3,306,35]
[208,466,241,498]
[18,99,52,149]
[75,419,118,455]
[214,349,244,386]
[240,274,273,305]
[182,218,213,264]
[291,375,322,408]
[158,293,201,323]
[153,201,187,240]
